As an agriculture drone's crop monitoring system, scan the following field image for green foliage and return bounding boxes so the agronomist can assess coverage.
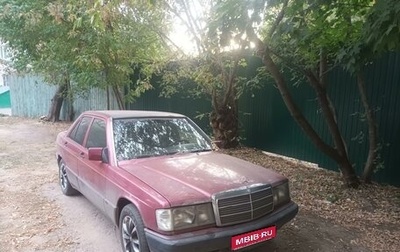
[363,0,400,54]
[161,1,261,105]
[267,0,373,73]
[212,0,386,75]
[339,0,400,73]
[160,52,260,104]
[0,0,169,106]
[0,0,72,85]
[158,0,264,147]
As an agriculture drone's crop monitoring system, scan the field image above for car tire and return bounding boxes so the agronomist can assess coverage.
[58,159,77,196]
[119,204,150,252]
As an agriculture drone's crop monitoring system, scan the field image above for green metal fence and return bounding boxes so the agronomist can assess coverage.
[130,53,400,186]
[8,53,398,186]
[239,53,400,186]
[0,88,10,108]
[128,82,212,133]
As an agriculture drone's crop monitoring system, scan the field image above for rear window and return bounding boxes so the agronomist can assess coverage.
[69,117,91,145]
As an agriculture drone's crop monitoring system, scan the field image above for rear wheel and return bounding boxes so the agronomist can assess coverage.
[58,159,77,196]
[119,204,149,252]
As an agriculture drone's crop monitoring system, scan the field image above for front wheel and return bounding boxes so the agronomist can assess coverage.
[58,159,77,196]
[119,204,149,252]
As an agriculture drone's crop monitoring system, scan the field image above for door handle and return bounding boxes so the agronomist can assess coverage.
[79,152,85,158]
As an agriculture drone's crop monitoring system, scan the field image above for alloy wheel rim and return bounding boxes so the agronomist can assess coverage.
[122,216,140,252]
[59,163,68,190]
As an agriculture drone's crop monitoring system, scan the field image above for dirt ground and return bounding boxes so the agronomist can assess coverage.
[0,116,398,252]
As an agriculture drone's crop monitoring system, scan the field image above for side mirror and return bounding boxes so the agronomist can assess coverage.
[88,147,109,163]
[101,147,109,164]
[88,147,103,161]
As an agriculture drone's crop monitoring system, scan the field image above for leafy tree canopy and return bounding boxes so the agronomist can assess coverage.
[0,0,170,105]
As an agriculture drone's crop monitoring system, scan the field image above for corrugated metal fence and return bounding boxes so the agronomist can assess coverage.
[129,86,212,133]
[7,74,119,120]
[239,54,400,186]
[6,54,400,186]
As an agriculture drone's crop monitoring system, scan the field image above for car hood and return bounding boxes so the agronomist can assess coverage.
[118,152,286,207]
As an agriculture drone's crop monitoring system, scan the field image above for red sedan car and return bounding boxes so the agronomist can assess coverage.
[56,110,298,252]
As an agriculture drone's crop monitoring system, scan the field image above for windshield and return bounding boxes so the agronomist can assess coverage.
[113,117,212,161]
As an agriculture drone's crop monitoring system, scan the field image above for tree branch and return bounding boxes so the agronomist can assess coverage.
[358,72,379,183]
[268,0,289,38]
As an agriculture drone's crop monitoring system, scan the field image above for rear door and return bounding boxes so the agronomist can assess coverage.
[77,117,108,212]
[63,116,92,188]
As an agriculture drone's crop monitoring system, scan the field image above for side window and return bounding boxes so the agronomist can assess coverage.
[68,120,81,140]
[86,119,107,148]
[69,117,91,146]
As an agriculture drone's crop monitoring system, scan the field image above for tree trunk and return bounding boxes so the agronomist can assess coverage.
[319,50,349,157]
[46,81,68,122]
[65,78,74,121]
[305,71,359,187]
[106,86,110,110]
[112,85,125,110]
[66,102,74,122]
[253,41,359,187]
[357,72,379,183]
[209,56,240,149]
[245,14,359,187]
[210,94,239,149]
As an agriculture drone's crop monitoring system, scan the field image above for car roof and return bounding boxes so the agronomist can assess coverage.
[82,110,186,119]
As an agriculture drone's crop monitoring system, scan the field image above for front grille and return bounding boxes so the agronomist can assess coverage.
[212,184,273,226]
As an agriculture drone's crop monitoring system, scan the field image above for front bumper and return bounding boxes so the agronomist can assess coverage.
[145,201,298,252]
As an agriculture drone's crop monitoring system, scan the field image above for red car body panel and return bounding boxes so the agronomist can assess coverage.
[118,152,286,207]
[56,110,298,252]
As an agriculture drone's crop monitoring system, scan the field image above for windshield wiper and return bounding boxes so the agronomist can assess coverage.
[135,154,158,159]
[166,151,181,155]
[189,148,212,153]
[165,148,211,156]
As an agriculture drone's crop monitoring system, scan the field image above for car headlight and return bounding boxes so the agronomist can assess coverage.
[156,203,215,231]
[273,182,290,208]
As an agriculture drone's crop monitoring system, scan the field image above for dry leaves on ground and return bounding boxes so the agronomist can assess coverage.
[222,147,400,252]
